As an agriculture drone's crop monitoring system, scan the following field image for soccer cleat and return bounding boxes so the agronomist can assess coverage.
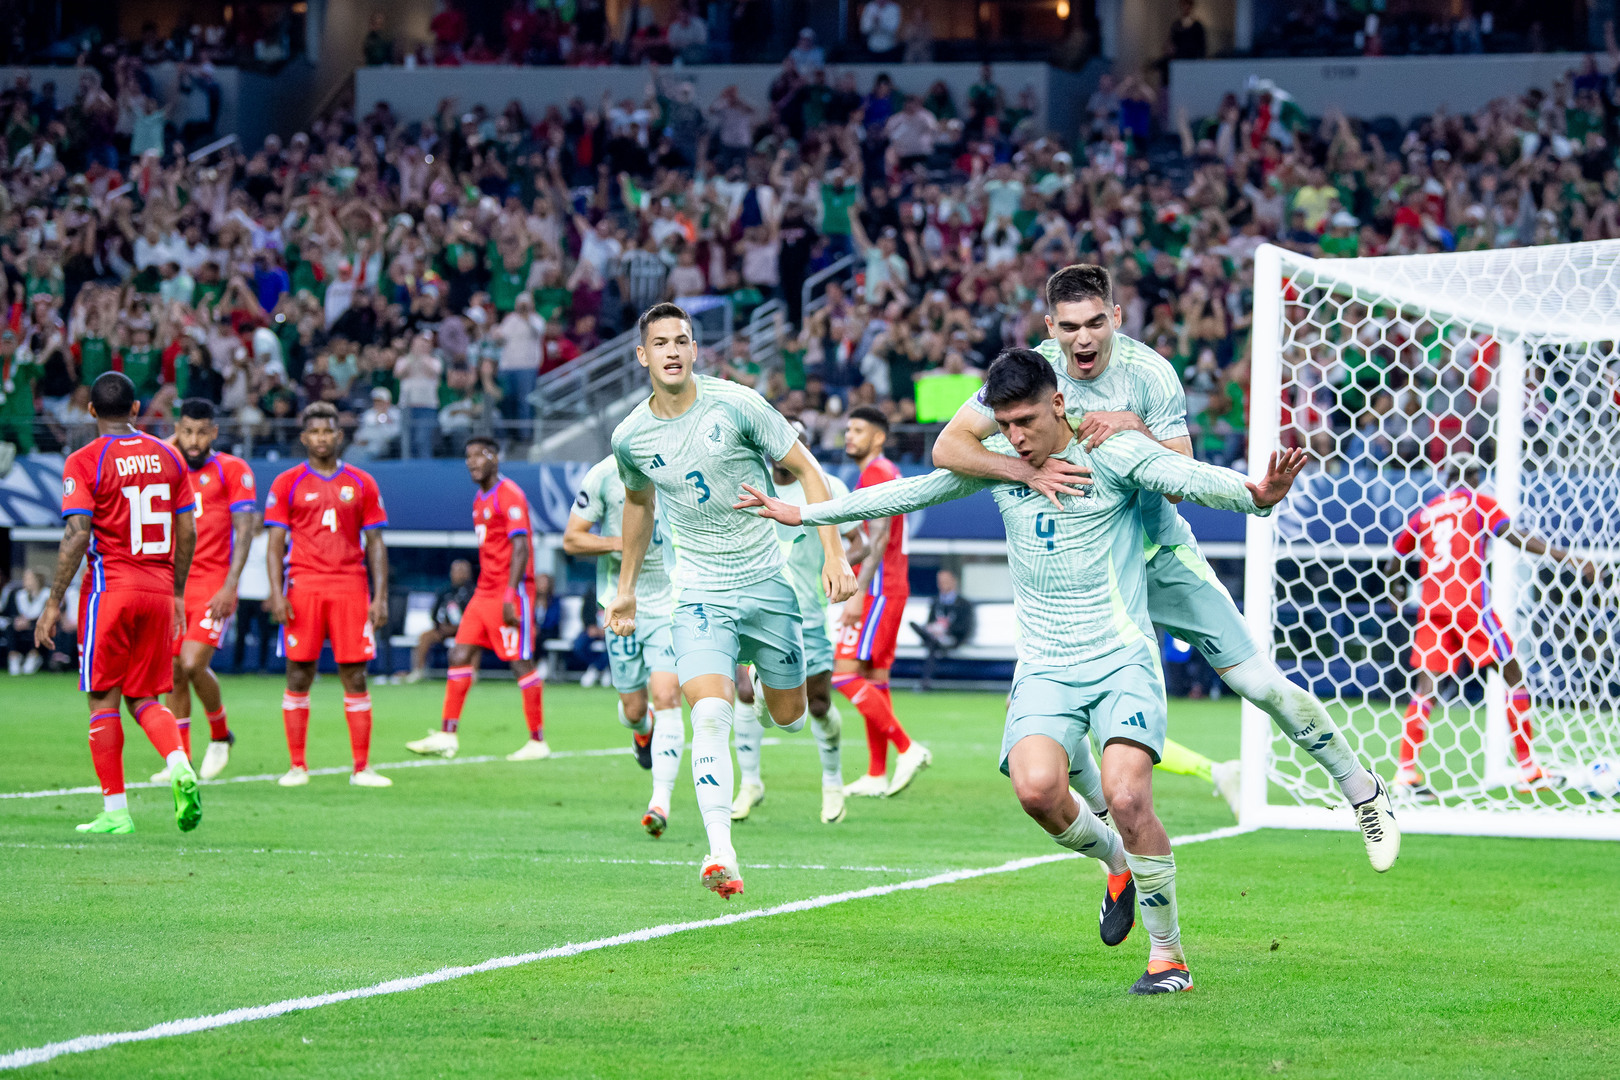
[1392,766,1435,801]
[1099,869,1136,946]
[642,806,668,838]
[350,768,393,788]
[731,781,766,820]
[507,738,552,762]
[1129,960,1193,995]
[199,733,234,780]
[278,766,310,787]
[406,730,460,758]
[1515,765,1560,793]
[821,785,846,824]
[633,732,653,771]
[843,773,890,798]
[699,852,744,899]
[885,743,932,797]
[1351,774,1401,873]
[402,669,427,684]
[149,765,172,784]
[171,759,203,832]
[1210,759,1242,816]
[76,808,135,834]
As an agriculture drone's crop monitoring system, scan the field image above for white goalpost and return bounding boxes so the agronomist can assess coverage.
[1242,241,1620,840]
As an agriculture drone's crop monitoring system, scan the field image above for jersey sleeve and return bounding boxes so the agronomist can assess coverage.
[263,472,292,529]
[799,468,991,527]
[226,459,257,513]
[573,459,611,523]
[60,451,94,518]
[1092,432,1267,516]
[359,475,388,529]
[729,386,799,461]
[1475,494,1511,536]
[499,483,532,537]
[1392,511,1420,555]
[612,433,651,492]
[1136,357,1191,441]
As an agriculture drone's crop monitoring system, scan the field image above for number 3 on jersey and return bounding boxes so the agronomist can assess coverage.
[686,470,712,505]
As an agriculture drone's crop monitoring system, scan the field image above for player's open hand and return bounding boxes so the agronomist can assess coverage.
[267,594,292,624]
[606,594,637,637]
[207,582,239,623]
[33,599,59,650]
[1247,448,1309,509]
[1076,410,1149,450]
[369,595,389,630]
[825,558,858,605]
[734,483,803,526]
[1030,455,1092,508]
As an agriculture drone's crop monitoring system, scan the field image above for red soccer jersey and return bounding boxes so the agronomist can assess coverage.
[472,475,535,597]
[263,462,388,590]
[186,452,256,584]
[61,431,196,595]
[1393,487,1510,611]
[856,455,909,597]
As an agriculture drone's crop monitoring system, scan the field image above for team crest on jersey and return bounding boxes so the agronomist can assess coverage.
[62,477,75,496]
[241,473,254,489]
[266,493,278,508]
[508,505,522,520]
[199,475,210,485]
[340,486,356,502]
[708,423,722,443]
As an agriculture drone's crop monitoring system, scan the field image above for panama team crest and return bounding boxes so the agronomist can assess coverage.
[340,486,356,502]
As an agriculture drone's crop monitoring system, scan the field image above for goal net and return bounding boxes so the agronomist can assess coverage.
[1242,241,1620,840]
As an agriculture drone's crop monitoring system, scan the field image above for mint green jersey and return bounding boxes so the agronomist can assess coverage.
[611,375,800,594]
[573,456,674,618]
[800,430,1268,668]
[772,472,851,619]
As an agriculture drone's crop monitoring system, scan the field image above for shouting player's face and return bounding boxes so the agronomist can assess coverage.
[994,390,1071,468]
[301,418,343,466]
[174,416,218,470]
[1045,298,1122,381]
[465,442,499,486]
[637,317,696,394]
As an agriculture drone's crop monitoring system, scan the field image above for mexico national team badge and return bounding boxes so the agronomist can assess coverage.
[340,486,356,502]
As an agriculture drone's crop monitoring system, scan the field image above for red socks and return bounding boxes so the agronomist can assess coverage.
[519,670,545,740]
[344,693,373,772]
[133,701,182,759]
[88,710,125,797]
[175,718,192,757]
[1398,696,1431,771]
[442,666,474,733]
[282,691,311,769]
[206,708,230,742]
[281,690,373,772]
[834,673,908,776]
[1508,689,1535,767]
[871,681,911,753]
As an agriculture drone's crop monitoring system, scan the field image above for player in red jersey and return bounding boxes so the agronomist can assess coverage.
[264,402,392,789]
[406,437,548,761]
[832,405,930,798]
[33,372,202,834]
[146,399,255,785]
[1384,455,1596,793]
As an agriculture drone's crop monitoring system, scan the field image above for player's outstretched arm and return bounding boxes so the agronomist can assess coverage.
[34,514,90,649]
[932,398,1090,508]
[1501,526,1600,583]
[775,440,858,604]
[1104,433,1306,514]
[365,529,389,629]
[741,467,992,529]
[608,485,654,636]
[562,513,623,556]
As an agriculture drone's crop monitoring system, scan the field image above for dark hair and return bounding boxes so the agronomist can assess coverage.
[300,401,340,428]
[464,435,499,453]
[637,302,693,342]
[848,405,889,433]
[982,348,1059,410]
[178,398,217,422]
[1045,263,1113,310]
[89,371,136,419]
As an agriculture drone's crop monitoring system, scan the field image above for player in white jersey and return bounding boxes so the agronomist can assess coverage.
[741,348,1308,994]
[565,456,685,837]
[932,264,1399,873]
[608,303,857,898]
[731,425,867,825]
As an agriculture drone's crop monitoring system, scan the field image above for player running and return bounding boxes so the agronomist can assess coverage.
[742,349,1306,993]
[608,302,857,898]
[564,453,685,836]
[264,402,392,789]
[731,425,866,825]
[149,399,254,784]
[1383,454,1596,794]
[835,406,930,798]
[406,438,549,762]
[932,263,1398,872]
[33,371,202,835]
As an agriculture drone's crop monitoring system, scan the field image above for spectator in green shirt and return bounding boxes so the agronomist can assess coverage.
[0,328,39,452]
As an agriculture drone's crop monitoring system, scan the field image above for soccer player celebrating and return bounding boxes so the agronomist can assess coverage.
[608,303,857,898]
[34,371,202,834]
[731,426,867,825]
[1384,454,1596,793]
[565,453,685,836]
[741,349,1306,993]
[932,264,1398,872]
[407,438,548,762]
[835,406,930,798]
[149,399,254,783]
[264,402,392,789]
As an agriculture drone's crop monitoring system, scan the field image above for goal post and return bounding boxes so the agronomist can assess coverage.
[1241,241,1620,841]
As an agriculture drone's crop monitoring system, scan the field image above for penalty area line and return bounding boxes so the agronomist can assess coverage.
[0,824,1256,1071]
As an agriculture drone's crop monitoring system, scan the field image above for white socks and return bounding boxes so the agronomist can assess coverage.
[733,696,764,788]
[1050,792,1128,874]
[1126,852,1184,964]
[689,697,736,858]
[1221,655,1376,805]
[618,700,653,737]
[104,792,128,813]
[649,706,684,811]
[1069,737,1109,815]
[811,704,843,788]
[166,750,189,773]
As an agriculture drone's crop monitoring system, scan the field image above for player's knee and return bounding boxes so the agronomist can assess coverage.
[807,691,831,718]
[1011,771,1066,821]
[1105,785,1151,831]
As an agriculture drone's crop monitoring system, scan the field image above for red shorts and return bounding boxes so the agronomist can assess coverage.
[79,589,177,698]
[1411,605,1514,674]
[835,591,908,670]
[174,577,231,654]
[279,584,376,664]
[455,590,535,662]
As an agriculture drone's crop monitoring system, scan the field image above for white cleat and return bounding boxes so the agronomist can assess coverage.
[278,767,310,787]
[350,768,393,788]
[1211,759,1242,816]
[150,766,173,784]
[580,667,601,688]
[843,773,890,798]
[199,739,233,780]
[1351,773,1401,872]
[402,669,427,684]
[507,738,552,761]
[699,852,744,899]
[885,743,932,797]
[731,781,765,820]
[821,785,846,824]
[406,730,459,758]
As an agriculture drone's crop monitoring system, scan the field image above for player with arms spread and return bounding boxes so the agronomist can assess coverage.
[932,263,1398,871]
[741,349,1307,993]
[407,438,549,762]
[1383,454,1596,794]
[608,303,857,898]
[265,402,392,789]
[34,371,202,835]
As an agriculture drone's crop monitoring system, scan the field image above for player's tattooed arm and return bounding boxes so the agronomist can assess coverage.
[608,485,654,636]
[933,400,1090,508]
[209,510,257,620]
[504,533,531,627]
[365,529,389,629]
[1501,526,1601,583]
[34,514,90,649]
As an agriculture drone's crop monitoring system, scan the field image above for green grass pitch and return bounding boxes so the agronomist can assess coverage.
[3,674,1618,1078]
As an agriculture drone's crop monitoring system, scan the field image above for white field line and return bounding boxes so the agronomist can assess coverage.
[0,824,1256,1071]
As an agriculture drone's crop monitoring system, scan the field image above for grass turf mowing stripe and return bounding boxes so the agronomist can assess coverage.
[0,823,1256,1070]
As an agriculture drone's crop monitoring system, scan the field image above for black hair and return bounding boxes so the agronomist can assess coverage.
[637,302,694,342]
[300,401,340,428]
[89,371,136,420]
[982,348,1059,410]
[848,405,889,433]
[464,435,500,454]
[1045,263,1113,310]
[178,398,217,422]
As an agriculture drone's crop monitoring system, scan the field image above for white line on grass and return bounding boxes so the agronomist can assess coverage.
[0,823,1256,1071]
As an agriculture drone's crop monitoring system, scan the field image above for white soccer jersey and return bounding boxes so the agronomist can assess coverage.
[771,472,851,621]
[573,455,674,618]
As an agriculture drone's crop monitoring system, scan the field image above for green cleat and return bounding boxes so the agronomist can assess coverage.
[171,758,203,832]
[76,809,135,834]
